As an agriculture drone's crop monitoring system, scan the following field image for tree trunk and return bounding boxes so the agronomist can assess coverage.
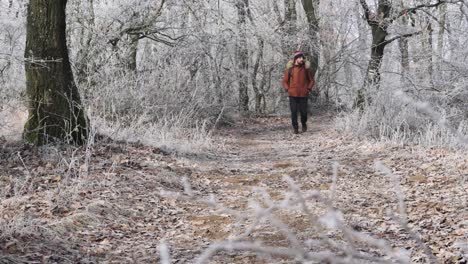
[437,3,447,56]
[356,24,388,108]
[126,34,139,71]
[275,0,297,112]
[366,24,388,88]
[285,0,297,32]
[398,15,410,86]
[300,0,319,77]
[282,0,297,57]
[24,0,88,145]
[236,0,249,114]
[426,21,434,84]
[398,37,409,84]
[355,3,368,83]
[356,0,391,109]
[301,0,321,105]
[252,38,264,113]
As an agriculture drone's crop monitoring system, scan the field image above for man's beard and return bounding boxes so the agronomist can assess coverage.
[297,61,305,66]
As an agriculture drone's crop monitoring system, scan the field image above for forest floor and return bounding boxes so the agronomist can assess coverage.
[0,111,467,263]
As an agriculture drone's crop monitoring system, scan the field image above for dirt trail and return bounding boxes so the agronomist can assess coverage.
[166,113,466,263]
[0,113,466,263]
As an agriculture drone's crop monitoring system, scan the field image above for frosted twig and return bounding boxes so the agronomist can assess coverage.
[17,152,32,195]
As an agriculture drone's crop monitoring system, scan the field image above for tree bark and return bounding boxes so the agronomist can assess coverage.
[356,23,388,107]
[398,15,410,86]
[275,0,298,112]
[356,0,391,109]
[425,20,434,84]
[24,0,88,145]
[398,37,410,84]
[285,0,297,33]
[300,0,319,77]
[236,0,249,114]
[126,34,139,71]
[282,0,297,57]
[366,1,390,88]
[437,3,447,56]
[252,38,264,113]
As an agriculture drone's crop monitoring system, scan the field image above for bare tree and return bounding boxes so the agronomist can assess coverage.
[279,0,298,57]
[23,0,88,145]
[355,0,459,108]
[300,0,320,76]
[236,0,249,114]
[437,3,447,57]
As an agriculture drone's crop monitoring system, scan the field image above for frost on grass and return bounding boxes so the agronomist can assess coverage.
[336,88,468,150]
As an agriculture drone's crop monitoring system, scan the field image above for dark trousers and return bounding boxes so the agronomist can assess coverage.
[289,96,308,129]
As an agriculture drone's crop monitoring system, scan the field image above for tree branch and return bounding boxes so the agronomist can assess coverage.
[359,0,372,22]
[127,30,186,47]
[389,0,463,24]
[139,35,175,47]
[382,31,423,46]
[271,0,283,25]
[244,0,255,24]
[155,0,166,18]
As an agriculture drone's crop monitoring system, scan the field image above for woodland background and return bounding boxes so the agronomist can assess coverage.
[0,0,467,148]
[0,0,467,263]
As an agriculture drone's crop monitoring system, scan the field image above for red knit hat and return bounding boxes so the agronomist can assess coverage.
[293,50,304,61]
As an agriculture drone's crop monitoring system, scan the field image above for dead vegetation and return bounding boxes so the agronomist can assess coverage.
[0,113,467,263]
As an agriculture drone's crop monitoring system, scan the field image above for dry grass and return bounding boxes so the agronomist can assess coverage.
[0,113,466,263]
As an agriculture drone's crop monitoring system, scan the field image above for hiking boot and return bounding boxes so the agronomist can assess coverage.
[302,124,307,133]
[293,128,299,134]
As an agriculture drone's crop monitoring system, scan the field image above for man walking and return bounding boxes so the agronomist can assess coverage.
[282,51,315,134]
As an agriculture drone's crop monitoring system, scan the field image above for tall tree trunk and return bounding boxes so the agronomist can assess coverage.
[252,38,264,113]
[301,0,319,77]
[285,0,297,34]
[24,0,88,145]
[399,15,410,86]
[425,20,434,84]
[437,3,447,57]
[398,37,410,84]
[356,23,388,107]
[126,35,139,71]
[236,0,249,114]
[301,0,321,106]
[275,0,298,112]
[282,0,297,57]
[366,23,389,88]
[356,0,391,109]
[436,3,447,78]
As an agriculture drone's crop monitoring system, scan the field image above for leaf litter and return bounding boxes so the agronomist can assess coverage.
[0,113,466,263]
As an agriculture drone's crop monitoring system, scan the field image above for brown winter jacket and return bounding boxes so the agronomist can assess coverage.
[282,63,315,97]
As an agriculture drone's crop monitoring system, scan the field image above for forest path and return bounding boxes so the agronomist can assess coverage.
[165,112,467,263]
[0,112,466,263]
